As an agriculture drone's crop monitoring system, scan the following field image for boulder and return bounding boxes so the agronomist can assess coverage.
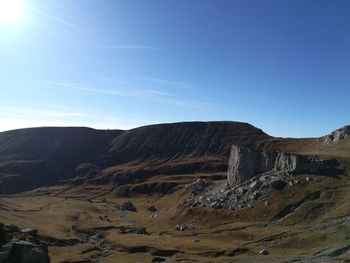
[270,178,287,190]
[147,205,157,212]
[120,201,137,212]
[185,178,211,194]
[20,228,38,236]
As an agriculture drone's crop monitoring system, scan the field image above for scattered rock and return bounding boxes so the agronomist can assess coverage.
[175,224,195,231]
[270,178,287,190]
[260,249,269,255]
[147,205,157,212]
[185,178,211,194]
[149,213,159,219]
[120,201,137,212]
[20,228,38,236]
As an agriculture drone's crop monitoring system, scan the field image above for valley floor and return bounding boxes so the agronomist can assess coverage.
[2,172,350,263]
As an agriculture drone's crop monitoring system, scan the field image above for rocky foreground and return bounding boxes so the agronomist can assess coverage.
[0,223,50,263]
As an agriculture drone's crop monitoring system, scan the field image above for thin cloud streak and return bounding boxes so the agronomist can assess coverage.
[136,76,194,89]
[28,6,84,32]
[0,106,144,132]
[44,81,217,110]
[101,45,166,50]
[44,81,174,98]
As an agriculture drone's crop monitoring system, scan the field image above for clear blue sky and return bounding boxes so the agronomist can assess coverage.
[0,0,349,137]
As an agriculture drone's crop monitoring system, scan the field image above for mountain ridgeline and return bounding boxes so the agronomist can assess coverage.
[0,121,348,194]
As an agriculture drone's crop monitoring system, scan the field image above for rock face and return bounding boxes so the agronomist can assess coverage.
[227,145,328,187]
[324,125,350,144]
[0,223,50,263]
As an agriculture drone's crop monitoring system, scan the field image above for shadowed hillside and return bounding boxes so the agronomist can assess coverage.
[0,127,123,193]
[0,122,270,193]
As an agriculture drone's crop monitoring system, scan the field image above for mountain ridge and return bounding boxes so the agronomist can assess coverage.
[0,121,348,194]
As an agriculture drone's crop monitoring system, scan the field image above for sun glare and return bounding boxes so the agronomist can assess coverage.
[0,0,24,25]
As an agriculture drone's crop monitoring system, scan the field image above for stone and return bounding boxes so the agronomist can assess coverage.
[135,227,148,235]
[175,224,194,231]
[186,178,211,193]
[270,179,287,190]
[260,249,269,255]
[20,228,38,236]
[249,181,260,191]
[147,205,157,212]
[120,201,137,212]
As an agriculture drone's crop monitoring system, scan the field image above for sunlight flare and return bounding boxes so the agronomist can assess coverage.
[0,0,24,25]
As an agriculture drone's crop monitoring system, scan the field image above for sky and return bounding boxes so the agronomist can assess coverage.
[0,0,349,137]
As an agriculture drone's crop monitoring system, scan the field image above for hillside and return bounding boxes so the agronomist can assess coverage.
[0,127,123,193]
[0,121,270,193]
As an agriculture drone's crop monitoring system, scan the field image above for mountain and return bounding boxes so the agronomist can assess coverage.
[0,121,348,194]
[0,121,270,193]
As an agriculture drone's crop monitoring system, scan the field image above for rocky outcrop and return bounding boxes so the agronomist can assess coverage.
[0,223,50,263]
[227,145,329,187]
[324,125,350,144]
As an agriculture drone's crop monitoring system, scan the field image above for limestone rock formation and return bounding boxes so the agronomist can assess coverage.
[227,145,328,187]
[324,125,350,144]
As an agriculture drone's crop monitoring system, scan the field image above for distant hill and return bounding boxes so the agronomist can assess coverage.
[0,121,348,194]
[0,127,123,193]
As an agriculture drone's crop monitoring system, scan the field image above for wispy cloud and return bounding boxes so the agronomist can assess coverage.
[44,80,217,110]
[0,106,142,132]
[44,81,174,98]
[136,76,194,90]
[101,45,166,50]
[29,6,83,32]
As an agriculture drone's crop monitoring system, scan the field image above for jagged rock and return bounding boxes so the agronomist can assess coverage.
[227,145,330,187]
[324,125,350,144]
[185,178,211,194]
[120,201,137,212]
